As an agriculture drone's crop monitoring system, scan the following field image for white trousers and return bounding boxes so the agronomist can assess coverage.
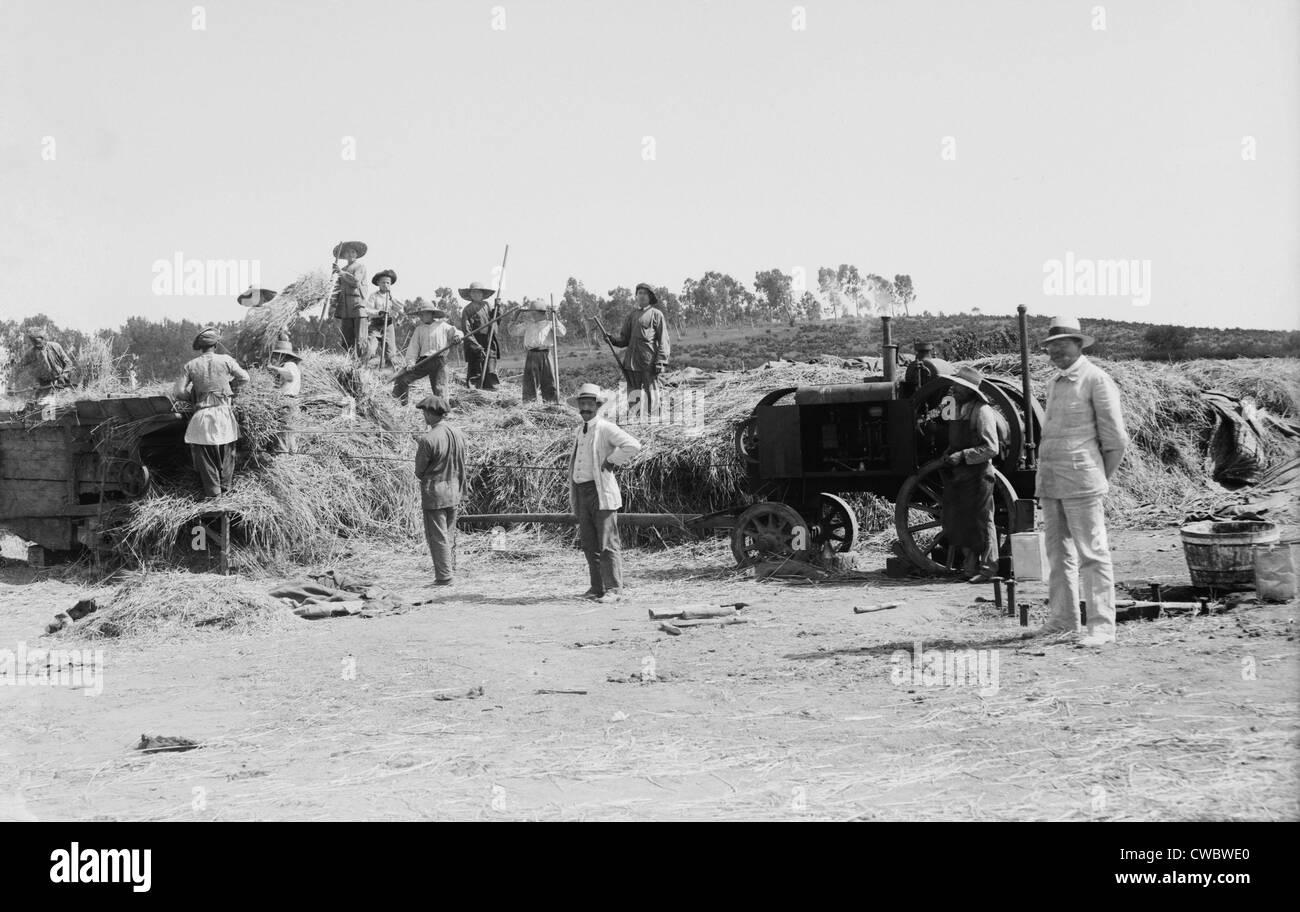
[1042,495,1117,638]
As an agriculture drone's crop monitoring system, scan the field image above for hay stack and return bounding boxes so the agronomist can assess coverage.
[61,571,298,639]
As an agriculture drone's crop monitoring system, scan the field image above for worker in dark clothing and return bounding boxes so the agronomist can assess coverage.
[20,328,73,400]
[459,281,500,390]
[940,365,1005,582]
[414,394,467,585]
[603,282,670,415]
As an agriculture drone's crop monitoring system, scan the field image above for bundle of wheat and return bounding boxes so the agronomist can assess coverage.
[234,270,330,365]
[58,570,298,640]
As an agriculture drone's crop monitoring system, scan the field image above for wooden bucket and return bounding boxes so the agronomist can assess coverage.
[1180,520,1280,589]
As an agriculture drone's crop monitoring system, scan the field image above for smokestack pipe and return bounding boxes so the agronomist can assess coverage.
[1017,304,1035,468]
[880,316,895,383]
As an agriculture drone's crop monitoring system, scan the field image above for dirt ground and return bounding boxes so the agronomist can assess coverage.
[1,527,1296,821]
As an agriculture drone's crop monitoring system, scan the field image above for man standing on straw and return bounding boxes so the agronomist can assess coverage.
[509,299,566,403]
[19,328,73,401]
[394,299,464,404]
[181,327,250,498]
[365,268,401,368]
[415,395,466,586]
[328,241,369,356]
[459,281,500,390]
[604,283,670,416]
[1035,316,1129,647]
[568,383,641,602]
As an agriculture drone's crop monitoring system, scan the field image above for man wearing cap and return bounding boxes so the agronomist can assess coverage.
[508,299,566,403]
[266,335,302,454]
[393,299,465,404]
[180,328,250,498]
[1036,317,1129,647]
[365,268,401,368]
[940,365,1008,582]
[19,328,73,399]
[459,281,501,390]
[568,383,642,601]
[414,395,467,585]
[604,283,670,415]
[328,241,369,356]
[901,341,951,397]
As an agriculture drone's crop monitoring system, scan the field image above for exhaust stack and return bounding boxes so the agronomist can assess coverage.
[880,316,896,383]
[1017,304,1035,468]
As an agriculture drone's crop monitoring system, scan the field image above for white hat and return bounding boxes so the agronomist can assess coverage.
[1040,316,1095,348]
[566,382,608,409]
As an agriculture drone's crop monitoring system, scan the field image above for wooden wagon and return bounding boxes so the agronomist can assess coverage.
[0,396,188,562]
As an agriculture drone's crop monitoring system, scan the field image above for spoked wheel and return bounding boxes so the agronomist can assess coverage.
[806,493,859,554]
[894,458,1017,574]
[730,501,811,567]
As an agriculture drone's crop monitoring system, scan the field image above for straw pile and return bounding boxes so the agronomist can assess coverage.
[60,571,298,640]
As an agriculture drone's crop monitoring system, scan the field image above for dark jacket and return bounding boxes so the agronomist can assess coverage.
[415,423,467,510]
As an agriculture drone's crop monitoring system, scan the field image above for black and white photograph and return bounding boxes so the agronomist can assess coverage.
[1,0,1296,869]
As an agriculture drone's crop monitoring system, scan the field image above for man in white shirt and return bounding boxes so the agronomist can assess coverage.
[567,383,641,602]
[393,299,464,404]
[508,299,566,403]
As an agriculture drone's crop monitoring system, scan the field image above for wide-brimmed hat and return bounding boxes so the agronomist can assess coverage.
[566,382,609,409]
[270,339,302,361]
[1040,316,1095,348]
[372,269,397,286]
[458,281,496,301]
[416,394,450,415]
[914,340,936,354]
[523,299,552,313]
[412,298,445,316]
[332,241,368,258]
[634,282,659,306]
[237,286,277,307]
[947,365,989,403]
[27,328,48,341]
[192,327,221,350]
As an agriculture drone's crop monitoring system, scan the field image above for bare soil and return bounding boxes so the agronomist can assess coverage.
[2,527,1296,821]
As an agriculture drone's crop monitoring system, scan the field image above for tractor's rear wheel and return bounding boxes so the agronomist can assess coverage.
[895,458,1017,574]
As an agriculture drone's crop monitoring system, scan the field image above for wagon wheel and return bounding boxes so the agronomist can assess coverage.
[734,387,798,467]
[806,493,859,554]
[894,458,1017,574]
[116,460,151,498]
[730,501,811,567]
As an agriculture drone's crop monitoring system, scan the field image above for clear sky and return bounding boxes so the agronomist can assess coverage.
[2,0,1297,330]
